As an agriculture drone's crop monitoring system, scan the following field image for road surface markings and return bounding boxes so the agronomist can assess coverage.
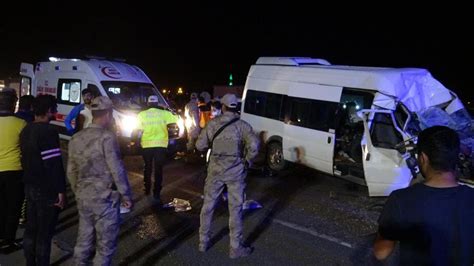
[171,184,355,249]
[273,219,353,248]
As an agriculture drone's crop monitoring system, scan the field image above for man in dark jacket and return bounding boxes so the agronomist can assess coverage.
[20,95,66,266]
[15,94,35,226]
[15,95,35,123]
[374,126,474,265]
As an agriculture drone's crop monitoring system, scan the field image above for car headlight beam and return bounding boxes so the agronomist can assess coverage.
[121,115,138,136]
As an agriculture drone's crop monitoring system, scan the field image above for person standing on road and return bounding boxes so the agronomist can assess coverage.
[20,95,67,265]
[374,126,474,265]
[198,96,212,129]
[0,88,26,254]
[210,100,222,119]
[196,93,259,259]
[135,95,178,202]
[67,96,132,265]
[15,95,35,227]
[184,92,200,152]
[15,95,35,123]
[64,87,95,135]
[76,103,93,131]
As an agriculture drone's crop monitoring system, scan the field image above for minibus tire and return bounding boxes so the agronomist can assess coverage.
[267,142,287,172]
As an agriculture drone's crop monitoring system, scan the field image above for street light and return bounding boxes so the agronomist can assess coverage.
[177,87,183,94]
[162,89,167,94]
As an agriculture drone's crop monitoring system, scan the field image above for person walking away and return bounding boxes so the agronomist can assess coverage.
[374,126,474,265]
[20,95,66,265]
[0,88,26,253]
[64,87,94,135]
[67,96,132,265]
[195,93,259,259]
[135,95,178,202]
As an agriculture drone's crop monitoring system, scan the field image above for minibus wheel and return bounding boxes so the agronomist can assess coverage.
[267,142,287,171]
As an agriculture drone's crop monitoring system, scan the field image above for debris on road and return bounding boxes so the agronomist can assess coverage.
[163,198,192,212]
[243,199,263,210]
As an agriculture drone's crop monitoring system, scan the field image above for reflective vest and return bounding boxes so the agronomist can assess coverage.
[199,110,212,128]
[0,116,26,171]
[137,108,178,148]
[198,102,211,129]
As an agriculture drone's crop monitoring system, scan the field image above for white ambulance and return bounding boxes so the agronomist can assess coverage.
[19,57,185,154]
[241,57,473,196]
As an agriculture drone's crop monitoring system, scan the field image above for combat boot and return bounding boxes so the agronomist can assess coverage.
[229,245,253,259]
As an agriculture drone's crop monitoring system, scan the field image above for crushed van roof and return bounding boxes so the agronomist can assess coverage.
[251,58,455,112]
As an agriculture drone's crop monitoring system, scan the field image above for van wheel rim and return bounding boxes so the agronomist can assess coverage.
[270,150,282,165]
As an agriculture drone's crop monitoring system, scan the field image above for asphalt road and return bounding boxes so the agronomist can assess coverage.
[1,147,398,266]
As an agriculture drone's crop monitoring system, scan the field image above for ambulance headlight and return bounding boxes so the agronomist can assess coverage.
[121,115,138,136]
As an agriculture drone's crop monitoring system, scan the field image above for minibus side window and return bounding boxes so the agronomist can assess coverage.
[289,98,311,126]
[244,90,265,116]
[287,97,338,132]
[264,93,283,120]
[340,88,375,110]
[370,113,403,149]
[244,90,283,121]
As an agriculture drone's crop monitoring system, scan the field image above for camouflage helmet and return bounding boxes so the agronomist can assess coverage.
[220,93,238,108]
[200,91,211,103]
[90,96,113,111]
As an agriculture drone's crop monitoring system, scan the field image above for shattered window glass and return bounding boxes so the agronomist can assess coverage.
[394,104,408,130]
[370,113,403,149]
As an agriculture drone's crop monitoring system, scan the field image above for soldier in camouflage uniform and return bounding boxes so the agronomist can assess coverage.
[67,96,132,265]
[195,93,259,259]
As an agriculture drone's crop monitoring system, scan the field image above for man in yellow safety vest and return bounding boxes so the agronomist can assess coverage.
[136,95,178,202]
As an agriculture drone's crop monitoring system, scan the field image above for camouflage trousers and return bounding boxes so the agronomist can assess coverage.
[73,199,120,266]
[199,177,246,248]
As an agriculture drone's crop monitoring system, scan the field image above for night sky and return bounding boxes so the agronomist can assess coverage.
[1,3,472,101]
